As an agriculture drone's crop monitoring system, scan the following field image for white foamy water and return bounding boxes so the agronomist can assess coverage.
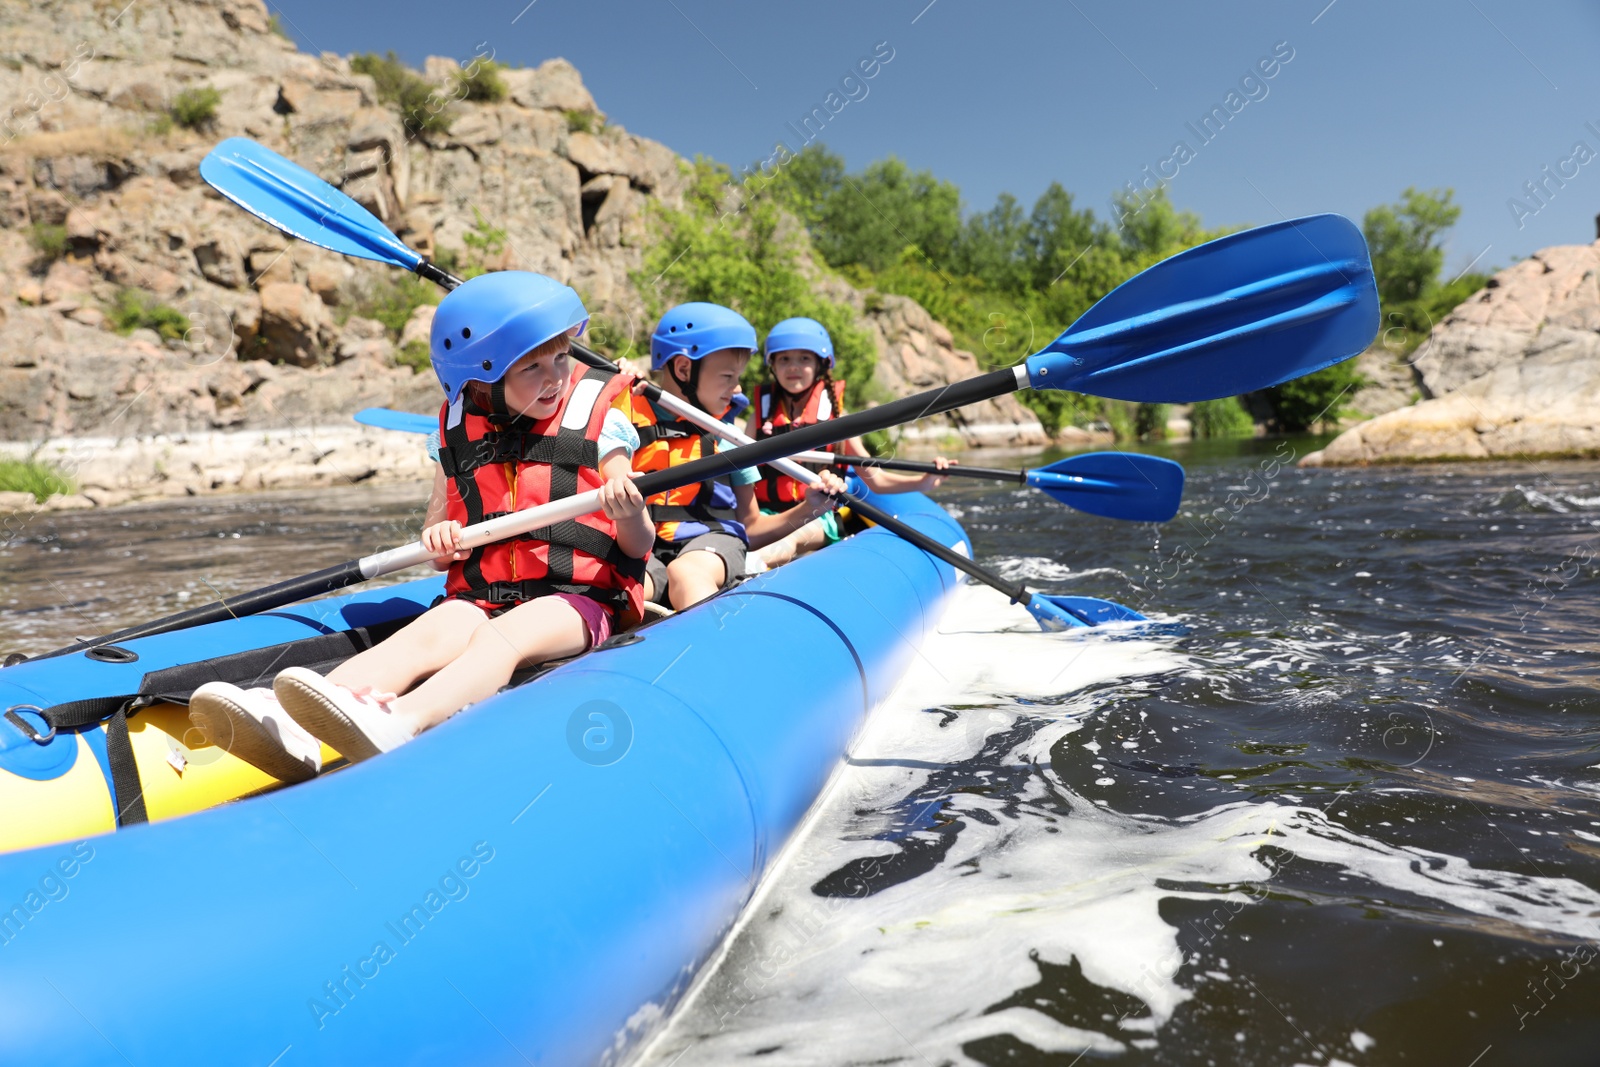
[632,585,1600,1066]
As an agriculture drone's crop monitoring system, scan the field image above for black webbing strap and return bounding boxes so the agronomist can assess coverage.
[439,433,598,478]
[522,520,648,580]
[456,579,630,613]
[37,695,148,825]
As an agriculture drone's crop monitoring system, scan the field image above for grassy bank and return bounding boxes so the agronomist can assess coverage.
[0,457,77,502]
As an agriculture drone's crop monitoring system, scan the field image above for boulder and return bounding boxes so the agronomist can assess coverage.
[504,59,598,114]
[1306,240,1600,466]
[399,304,435,350]
[256,282,334,367]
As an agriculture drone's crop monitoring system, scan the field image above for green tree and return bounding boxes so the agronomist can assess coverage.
[807,156,961,273]
[1362,187,1488,355]
[761,143,844,228]
[950,193,1032,294]
[636,160,878,411]
[1364,187,1459,307]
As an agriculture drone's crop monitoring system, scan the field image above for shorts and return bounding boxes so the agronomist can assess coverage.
[761,505,847,546]
[457,591,613,649]
[645,532,748,606]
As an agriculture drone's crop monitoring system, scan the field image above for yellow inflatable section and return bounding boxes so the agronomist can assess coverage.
[0,703,342,854]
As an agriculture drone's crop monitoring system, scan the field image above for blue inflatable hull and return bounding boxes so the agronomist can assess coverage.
[0,491,964,1066]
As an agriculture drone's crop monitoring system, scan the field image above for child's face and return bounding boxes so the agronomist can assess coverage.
[673,349,749,413]
[770,349,821,394]
[499,344,572,420]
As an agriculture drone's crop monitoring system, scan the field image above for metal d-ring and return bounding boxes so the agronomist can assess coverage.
[4,705,55,744]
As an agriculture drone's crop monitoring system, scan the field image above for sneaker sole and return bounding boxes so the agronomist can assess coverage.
[274,674,385,763]
[189,693,319,784]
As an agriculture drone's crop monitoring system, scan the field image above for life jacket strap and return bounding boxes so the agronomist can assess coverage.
[454,579,633,614]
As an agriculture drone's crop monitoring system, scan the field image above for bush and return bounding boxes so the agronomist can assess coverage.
[351,52,453,138]
[0,457,75,503]
[267,13,292,40]
[564,109,596,134]
[1102,401,1135,442]
[170,87,221,130]
[1261,359,1366,432]
[455,59,507,103]
[1134,402,1170,440]
[351,273,439,338]
[459,208,506,278]
[396,339,430,373]
[27,222,67,263]
[1189,397,1256,438]
[108,289,190,341]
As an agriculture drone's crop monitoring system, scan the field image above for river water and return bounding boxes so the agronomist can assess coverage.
[4,440,1599,1065]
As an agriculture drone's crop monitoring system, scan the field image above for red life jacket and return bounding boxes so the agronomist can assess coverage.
[751,378,848,510]
[437,363,646,628]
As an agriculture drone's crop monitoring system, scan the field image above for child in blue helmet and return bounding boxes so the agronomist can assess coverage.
[623,302,846,610]
[187,272,653,779]
[750,316,952,565]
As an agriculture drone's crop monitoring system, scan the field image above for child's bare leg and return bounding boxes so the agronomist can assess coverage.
[327,599,487,694]
[388,597,591,733]
[666,551,727,610]
[756,518,827,568]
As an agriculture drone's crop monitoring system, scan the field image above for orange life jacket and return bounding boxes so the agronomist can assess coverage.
[751,378,848,510]
[623,391,747,545]
[438,363,646,627]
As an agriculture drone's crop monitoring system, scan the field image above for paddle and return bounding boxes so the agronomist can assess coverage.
[796,450,1182,523]
[355,408,1183,525]
[49,146,1373,655]
[354,406,434,434]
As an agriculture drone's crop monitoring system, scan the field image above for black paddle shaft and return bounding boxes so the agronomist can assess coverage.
[840,493,1031,603]
[841,456,1026,484]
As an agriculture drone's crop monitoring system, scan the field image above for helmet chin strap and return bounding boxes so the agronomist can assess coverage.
[677,356,713,416]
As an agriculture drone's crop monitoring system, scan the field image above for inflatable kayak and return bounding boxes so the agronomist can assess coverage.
[0,487,964,1066]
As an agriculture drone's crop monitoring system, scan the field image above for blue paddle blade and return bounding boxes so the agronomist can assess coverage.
[354,407,434,434]
[1025,214,1378,401]
[200,138,423,270]
[1024,594,1147,630]
[1026,451,1184,523]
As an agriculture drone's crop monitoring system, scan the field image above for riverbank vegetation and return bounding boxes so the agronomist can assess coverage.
[0,457,76,502]
[654,142,1486,440]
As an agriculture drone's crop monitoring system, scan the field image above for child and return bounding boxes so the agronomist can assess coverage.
[625,302,845,610]
[187,272,651,779]
[750,316,951,565]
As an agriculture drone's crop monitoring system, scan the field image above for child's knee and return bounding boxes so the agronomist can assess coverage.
[667,552,723,588]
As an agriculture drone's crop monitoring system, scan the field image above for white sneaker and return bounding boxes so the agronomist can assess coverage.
[273,667,416,763]
[189,682,323,783]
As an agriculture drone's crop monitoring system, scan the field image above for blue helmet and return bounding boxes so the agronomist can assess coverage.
[763,316,834,370]
[649,302,756,371]
[429,271,588,402]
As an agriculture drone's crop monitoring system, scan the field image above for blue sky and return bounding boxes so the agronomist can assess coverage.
[267,0,1600,277]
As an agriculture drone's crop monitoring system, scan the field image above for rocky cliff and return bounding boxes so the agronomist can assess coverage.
[0,0,1043,504]
[1303,241,1600,466]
